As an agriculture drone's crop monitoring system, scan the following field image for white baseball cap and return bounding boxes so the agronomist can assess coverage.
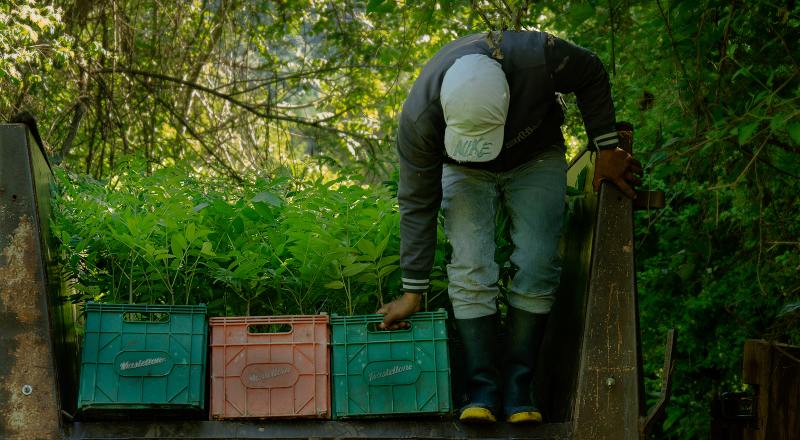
[441,54,510,162]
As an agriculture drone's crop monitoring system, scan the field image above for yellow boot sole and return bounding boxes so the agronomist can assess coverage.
[459,406,497,423]
[506,410,543,424]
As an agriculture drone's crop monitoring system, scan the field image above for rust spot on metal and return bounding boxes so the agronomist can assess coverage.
[1,215,39,323]
[0,215,60,438]
[622,240,633,254]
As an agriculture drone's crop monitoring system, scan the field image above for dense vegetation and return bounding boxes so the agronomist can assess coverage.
[51,163,413,316]
[3,0,799,437]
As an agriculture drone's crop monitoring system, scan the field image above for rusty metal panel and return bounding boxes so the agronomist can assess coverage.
[66,420,573,439]
[536,149,597,422]
[742,340,800,440]
[0,124,62,439]
[28,122,81,419]
[571,179,643,439]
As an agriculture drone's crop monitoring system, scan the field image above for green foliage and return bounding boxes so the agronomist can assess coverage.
[0,1,74,112]
[51,160,407,317]
[528,1,800,437]
[0,0,479,180]
[275,175,402,314]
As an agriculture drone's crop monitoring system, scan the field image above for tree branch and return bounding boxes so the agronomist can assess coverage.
[655,0,698,101]
[59,100,87,161]
[94,67,377,142]
[145,81,245,183]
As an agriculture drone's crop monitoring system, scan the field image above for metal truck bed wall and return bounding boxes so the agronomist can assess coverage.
[0,123,659,439]
[0,123,80,439]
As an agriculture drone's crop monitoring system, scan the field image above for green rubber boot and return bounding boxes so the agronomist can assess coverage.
[455,314,501,423]
[503,307,548,424]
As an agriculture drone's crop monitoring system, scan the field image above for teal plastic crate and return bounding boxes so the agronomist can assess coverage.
[77,302,208,412]
[330,310,452,418]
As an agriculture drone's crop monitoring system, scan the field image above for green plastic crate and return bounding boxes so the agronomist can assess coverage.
[77,302,208,412]
[330,310,452,418]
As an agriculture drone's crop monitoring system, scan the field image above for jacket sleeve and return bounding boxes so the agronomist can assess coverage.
[396,111,443,294]
[545,34,620,150]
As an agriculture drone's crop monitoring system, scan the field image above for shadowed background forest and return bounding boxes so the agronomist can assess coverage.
[2,0,798,437]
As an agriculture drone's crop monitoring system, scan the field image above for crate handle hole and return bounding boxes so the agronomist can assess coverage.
[367,322,412,333]
[248,323,292,334]
[123,312,170,323]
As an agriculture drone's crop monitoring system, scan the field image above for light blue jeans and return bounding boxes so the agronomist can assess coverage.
[442,149,567,319]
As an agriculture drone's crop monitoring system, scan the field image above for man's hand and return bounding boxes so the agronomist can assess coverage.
[377,292,422,330]
[593,147,643,199]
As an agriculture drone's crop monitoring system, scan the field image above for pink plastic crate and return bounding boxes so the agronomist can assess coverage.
[209,315,330,419]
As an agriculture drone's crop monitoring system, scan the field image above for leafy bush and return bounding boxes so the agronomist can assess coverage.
[52,160,417,317]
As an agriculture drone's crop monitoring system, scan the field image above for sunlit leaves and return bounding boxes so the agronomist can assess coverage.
[0,0,72,89]
[52,160,405,316]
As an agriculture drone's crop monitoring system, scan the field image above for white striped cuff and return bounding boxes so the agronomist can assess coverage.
[402,277,429,292]
[593,131,620,150]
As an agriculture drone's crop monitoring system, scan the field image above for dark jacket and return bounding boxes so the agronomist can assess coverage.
[397,31,619,292]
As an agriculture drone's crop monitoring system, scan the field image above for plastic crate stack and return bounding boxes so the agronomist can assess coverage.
[77,303,452,420]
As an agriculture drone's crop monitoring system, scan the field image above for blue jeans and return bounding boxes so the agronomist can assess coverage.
[441,149,567,319]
